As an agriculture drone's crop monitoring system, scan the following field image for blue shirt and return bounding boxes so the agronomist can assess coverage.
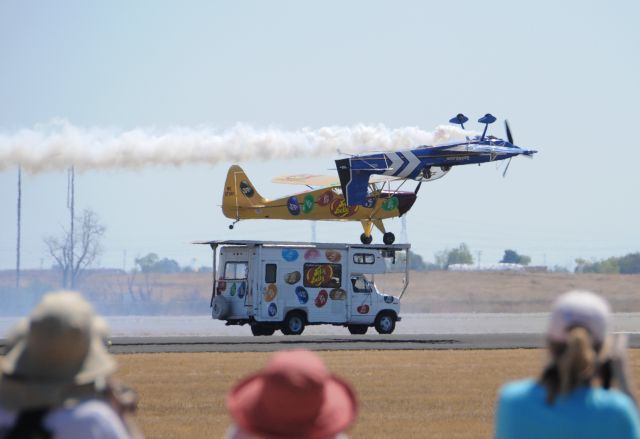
[496,379,640,439]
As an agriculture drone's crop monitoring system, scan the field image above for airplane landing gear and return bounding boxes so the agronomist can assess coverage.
[360,233,373,245]
[383,232,395,245]
[229,219,240,230]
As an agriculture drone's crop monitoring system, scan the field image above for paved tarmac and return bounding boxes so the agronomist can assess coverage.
[3,313,640,353]
[101,333,640,353]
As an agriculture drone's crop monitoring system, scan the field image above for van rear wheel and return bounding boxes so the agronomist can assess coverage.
[251,325,275,336]
[374,313,396,334]
[282,312,305,335]
[347,325,368,335]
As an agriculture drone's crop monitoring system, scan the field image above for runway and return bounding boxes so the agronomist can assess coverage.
[2,313,640,353]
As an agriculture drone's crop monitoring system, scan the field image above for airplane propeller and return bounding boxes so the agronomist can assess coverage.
[505,120,514,144]
[503,120,514,177]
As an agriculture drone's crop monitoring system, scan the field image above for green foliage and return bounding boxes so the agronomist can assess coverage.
[135,253,182,273]
[574,252,640,274]
[500,249,531,266]
[435,243,474,269]
[392,250,430,271]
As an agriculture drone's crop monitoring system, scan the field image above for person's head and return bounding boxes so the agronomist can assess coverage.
[0,290,117,411]
[541,290,612,403]
[225,349,358,439]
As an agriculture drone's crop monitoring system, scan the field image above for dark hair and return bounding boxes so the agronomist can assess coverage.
[540,326,597,404]
[3,409,52,439]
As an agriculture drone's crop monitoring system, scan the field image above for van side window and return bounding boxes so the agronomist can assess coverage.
[353,253,375,264]
[265,263,277,283]
[303,263,341,288]
[224,262,248,280]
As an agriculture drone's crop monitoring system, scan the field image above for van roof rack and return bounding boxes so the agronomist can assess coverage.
[193,239,410,251]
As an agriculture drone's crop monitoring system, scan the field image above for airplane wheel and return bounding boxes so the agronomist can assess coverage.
[360,233,373,245]
[229,224,234,230]
[383,232,395,245]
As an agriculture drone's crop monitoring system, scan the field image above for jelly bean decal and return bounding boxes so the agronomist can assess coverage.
[315,290,328,308]
[268,303,277,317]
[304,248,320,260]
[364,197,376,209]
[302,194,315,214]
[329,288,346,300]
[295,286,309,304]
[281,249,299,262]
[239,180,254,198]
[284,271,301,284]
[357,304,370,314]
[230,283,237,296]
[316,190,334,206]
[287,196,300,216]
[382,196,399,211]
[325,250,341,263]
[263,284,277,302]
[237,282,246,299]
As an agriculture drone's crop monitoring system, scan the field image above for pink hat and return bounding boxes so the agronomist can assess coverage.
[226,350,358,439]
[547,290,611,345]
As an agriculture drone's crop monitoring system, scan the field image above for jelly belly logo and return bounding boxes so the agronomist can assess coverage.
[329,198,358,218]
[239,180,254,198]
[287,197,300,216]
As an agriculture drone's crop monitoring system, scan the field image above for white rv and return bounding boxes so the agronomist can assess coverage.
[199,240,410,336]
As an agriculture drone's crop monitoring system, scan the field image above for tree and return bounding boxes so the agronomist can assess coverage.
[575,252,640,274]
[134,253,181,273]
[435,243,474,269]
[500,249,531,266]
[618,253,640,274]
[44,209,105,288]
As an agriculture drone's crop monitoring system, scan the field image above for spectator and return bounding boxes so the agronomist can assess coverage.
[0,291,142,439]
[223,349,358,439]
[495,290,640,438]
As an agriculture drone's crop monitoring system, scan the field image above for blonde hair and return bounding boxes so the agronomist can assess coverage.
[541,326,598,404]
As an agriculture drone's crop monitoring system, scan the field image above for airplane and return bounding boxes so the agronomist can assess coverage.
[335,113,538,206]
[222,165,423,244]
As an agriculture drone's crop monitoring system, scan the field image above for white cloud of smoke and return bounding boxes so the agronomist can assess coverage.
[0,119,472,173]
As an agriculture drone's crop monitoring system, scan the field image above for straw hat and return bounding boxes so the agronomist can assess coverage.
[547,290,612,346]
[227,350,358,439]
[0,291,116,410]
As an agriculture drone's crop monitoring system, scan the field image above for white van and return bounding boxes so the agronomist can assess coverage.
[198,240,410,336]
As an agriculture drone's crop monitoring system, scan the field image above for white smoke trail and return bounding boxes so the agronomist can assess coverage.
[0,119,473,173]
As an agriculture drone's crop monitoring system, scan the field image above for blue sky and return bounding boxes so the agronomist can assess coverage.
[0,0,639,270]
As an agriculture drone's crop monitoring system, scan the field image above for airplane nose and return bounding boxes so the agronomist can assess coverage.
[397,192,417,216]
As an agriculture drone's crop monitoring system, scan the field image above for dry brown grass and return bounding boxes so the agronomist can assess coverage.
[4,270,640,313]
[117,349,640,439]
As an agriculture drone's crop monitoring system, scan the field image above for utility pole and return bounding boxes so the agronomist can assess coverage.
[67,167,75,288]
[16,166,21,290]
[477,250,482,269]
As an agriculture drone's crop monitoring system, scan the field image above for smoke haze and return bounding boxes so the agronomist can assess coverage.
[0,120,472,173]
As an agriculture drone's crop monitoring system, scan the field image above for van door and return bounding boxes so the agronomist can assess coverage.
[350,275,374,321]
[258,260,282,322]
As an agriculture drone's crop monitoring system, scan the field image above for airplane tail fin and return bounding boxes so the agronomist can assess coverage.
[336,158,371,206]
[222,165,267,219]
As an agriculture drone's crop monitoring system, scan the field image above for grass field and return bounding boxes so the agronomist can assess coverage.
[117,349,640,439]
[3,270,640,313]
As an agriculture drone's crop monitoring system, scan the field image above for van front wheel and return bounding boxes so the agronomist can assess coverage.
[375,313,396,334]
[282,312,305,335]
